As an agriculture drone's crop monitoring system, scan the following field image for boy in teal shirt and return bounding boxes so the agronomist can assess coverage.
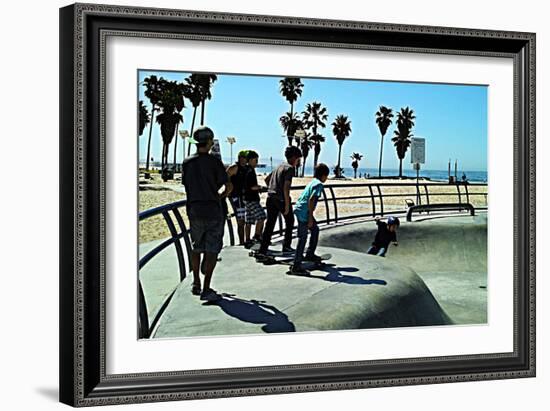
[290,163,330,275]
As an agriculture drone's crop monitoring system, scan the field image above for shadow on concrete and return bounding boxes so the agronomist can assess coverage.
[205,293,296,333]
[298,265,388,286]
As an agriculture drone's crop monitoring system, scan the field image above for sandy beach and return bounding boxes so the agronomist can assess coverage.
[139,172,488,244]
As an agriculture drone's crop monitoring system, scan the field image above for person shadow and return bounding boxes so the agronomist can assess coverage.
[298,264,388,286]
[205,294,296,333]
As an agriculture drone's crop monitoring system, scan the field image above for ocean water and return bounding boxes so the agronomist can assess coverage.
[265,166,488,183]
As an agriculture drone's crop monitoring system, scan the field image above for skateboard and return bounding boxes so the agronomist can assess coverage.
[248,242,294,258]
[257,253,332,271]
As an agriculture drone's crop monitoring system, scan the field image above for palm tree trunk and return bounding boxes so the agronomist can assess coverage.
[354,167,357,179]
[337,145,342,178]
[145,104,155,171]
[301,154,307,177]
[313,144,320,169]
[378,133,384,178]
[399,158,403,177]
[187,107,197,156]
[288,102,294,147]
[200,101,205,125]
[172,121,179,169]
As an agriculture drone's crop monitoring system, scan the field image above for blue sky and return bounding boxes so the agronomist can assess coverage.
[138,70,487,172]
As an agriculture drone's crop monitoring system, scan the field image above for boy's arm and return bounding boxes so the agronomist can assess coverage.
[307,194,317,228]
[264,172,272,185]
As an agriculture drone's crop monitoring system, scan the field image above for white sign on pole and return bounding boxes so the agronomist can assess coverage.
[210,139,222,161]
[411,137,426,164]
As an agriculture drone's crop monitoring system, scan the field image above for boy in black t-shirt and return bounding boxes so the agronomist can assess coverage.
[256,146,303,258]
[181,126,230,302]
[367,216,400,257]
[243,150,266,248]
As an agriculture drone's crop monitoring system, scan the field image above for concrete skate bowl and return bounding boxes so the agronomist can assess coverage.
[318,213,488,324]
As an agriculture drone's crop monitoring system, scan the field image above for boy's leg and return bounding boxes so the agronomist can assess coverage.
[259,197,278,253]
[282,203,295,250]
[244,223,252,243]
[293,221,308,267]
[305,223,320,258]
[377,247,387,257]
[191,251,202,287]
[367,246,379,255]
[202,252,219,291]
[254,219,264,241]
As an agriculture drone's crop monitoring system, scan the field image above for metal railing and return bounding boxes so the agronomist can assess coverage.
[138,181,487,338]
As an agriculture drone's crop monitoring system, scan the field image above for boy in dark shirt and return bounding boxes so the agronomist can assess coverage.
[256,146,302,259]
[243,150,266,248]
[226,150,249,245]
[367,216,400,257]
[181,126,230,302]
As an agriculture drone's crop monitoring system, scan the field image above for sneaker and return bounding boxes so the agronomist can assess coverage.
[282,246,295,254]
[200,288,222,302]
[288,265,310,276]
[244,240,255,249]
[303,254,323,263]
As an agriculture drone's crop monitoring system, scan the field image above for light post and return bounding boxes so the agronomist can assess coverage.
[179,130,190,161]
[294,129,306,176]
[226,136,237,163]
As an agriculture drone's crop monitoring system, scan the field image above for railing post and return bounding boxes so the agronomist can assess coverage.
[367,185,376,217]
[321,188,331,224]
[172,208,193,266]
[138,282,150,339]
[328,186,338,223]
[377,185,384,216]
[162,210,186,282]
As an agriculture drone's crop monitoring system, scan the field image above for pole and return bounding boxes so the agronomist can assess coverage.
[454,159,458,179]
[230,143,233,164]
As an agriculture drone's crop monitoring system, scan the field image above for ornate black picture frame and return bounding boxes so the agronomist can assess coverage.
[59,3,535,407]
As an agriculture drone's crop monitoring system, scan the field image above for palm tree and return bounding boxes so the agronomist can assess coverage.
[183,74,202,156]
[279,111,301,143]
[300,133,314,177]
[195,73,218,125]
[310,134,326,171]
[170,82,186,169]
[138,100,150,136]
[375,106,394,178]
[279,77,304,146]
[302,102,328,168]
[350,152,364,178]
[142,75,165,171]
[332,115,352,178]
[392,107,416,177]
[156,81,184,173]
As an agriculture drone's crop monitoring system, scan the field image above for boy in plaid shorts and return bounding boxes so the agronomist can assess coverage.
[243,150,266,248]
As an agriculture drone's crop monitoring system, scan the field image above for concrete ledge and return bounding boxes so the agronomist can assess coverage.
[152,245,451,339]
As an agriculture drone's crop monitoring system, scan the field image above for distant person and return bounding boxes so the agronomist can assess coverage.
[256,146,303,259]
[182,126,230,302]
[367,216,400,257]
[226,150,249,245]
[290,163,330,275]
[243,150,266,248]
[461,172,468,183]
